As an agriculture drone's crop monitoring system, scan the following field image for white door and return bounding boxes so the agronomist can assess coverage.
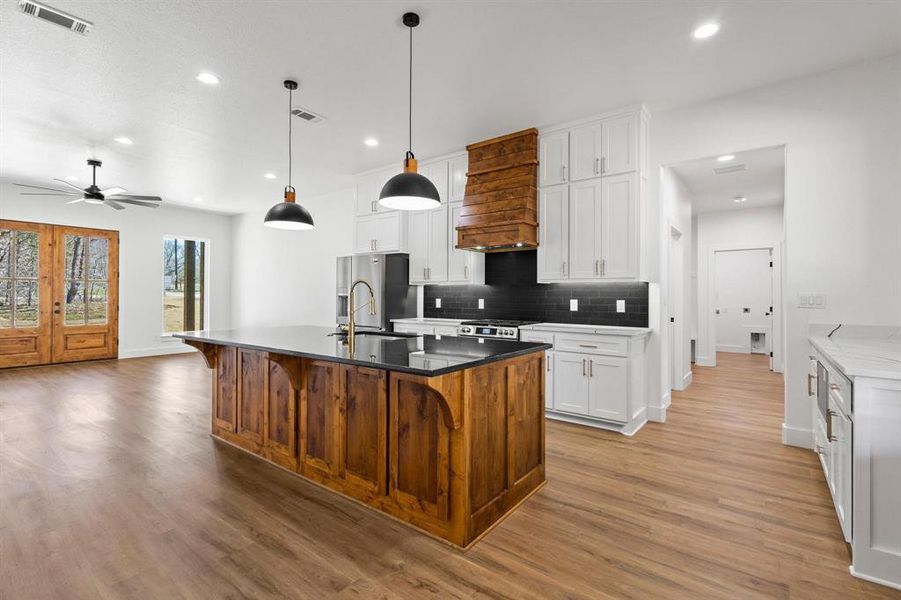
[420,160,448,204]
[669,226,686,391]
[587,356,628,422]
[601,114,639,176]
[374,212,402,253]
[569,122,603,182]
[354,174,376,216]
[538,185,569,280]
[544,351,555,409]
[448,154,468,202]
[552,352,589,415]
[600,173,638,279]
[353,216,377,254]
[540,130,569,186]
[448,204,470,282]
[408,211,430,283]
[714,248,772,354]
[568,179,602,280]
[427,206,449,281]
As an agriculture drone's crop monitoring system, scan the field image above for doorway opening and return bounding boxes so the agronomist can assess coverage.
[662,145,785,401]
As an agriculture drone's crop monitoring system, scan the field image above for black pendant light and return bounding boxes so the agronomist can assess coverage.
[378,12,440,211]
[264,80,315,230]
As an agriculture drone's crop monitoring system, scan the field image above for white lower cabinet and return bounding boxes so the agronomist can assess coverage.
[587,355,628,422]
[553,352,590,414]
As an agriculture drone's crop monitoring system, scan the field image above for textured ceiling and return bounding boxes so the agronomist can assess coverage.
[1,0,898,214]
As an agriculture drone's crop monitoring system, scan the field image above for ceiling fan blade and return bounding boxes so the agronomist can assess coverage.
[19,192,82,197]
[65,198,85,204]
[107,194,162,202]
[13,182,80,194]
[53,178,89,193]
[99,186,127,196]
[107,197,160,208]
[104,200,126,210]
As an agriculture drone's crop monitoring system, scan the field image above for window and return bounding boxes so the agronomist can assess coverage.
[0,228,40,328]
[63,234,109,325]
[163,237,207,334]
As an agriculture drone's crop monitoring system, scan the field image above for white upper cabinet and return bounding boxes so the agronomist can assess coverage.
[448,203,485,284]
[420,160,449,204]
[448,154,468,203]
[354,211,406,254]
[537,185,569,281]
[539,130,569,186]
[600,173,638,279]
[408,205,448,284]
[569,122,603,182]
[568,179,602,280]
[353,215,378,254]
[354,174,375,216]
[601,113,639,176]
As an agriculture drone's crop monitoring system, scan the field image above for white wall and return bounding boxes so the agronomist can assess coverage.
[695,206,784,364]
[650,54,901,448]
[231,188,354,328]
[0,183,233,358]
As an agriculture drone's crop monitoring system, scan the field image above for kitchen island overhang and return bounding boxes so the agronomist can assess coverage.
[175,326,551,548]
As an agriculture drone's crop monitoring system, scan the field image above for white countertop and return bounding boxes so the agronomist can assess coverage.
[520,323,651,337]
[392,317,465,325]
[809,325,901,380]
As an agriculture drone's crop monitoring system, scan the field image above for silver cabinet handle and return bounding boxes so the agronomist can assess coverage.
[807,374,816,396]
[826,409,837,442]
[581,359,586,376]
[600,259,606,276]
[547,357,551,372]
[427,267,431,280]
[601,156,607,174]
[589,360,593,377]
[579,344,598,349]
[562,261,567,276]
[594,259,599,275]
[374,239,378,250]
[830,383,841,391]
[371,200,376,213]
[463,264,469,279]
[423,267,427,280]
[561,165,567,181]
[595,157,600,175]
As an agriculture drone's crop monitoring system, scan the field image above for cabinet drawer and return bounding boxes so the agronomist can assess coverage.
[553,333,628,356]
[826,364,852,414]
[520,331,554,345]
[434,326,459,337]
[394,324,434,335]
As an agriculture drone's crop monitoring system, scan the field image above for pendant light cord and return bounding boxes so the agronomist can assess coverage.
[408,22,413,158]
[287,86,293,190]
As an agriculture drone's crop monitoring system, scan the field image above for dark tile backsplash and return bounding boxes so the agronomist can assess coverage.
[423,251,648,327]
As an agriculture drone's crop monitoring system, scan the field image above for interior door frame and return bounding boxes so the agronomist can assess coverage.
[668,223,687,391]
[0,220,54,368]
[705,242,783,372]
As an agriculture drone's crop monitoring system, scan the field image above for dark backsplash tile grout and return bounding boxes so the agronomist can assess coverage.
[423,251,649,327]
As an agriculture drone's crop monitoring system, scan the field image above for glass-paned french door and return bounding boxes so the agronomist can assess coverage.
[0,220,118,368]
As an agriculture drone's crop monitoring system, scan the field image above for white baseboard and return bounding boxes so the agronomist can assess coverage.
[648,392,671,422]
[118,345,197,359]
[782,424,813,449]
[850,566,901,591]
[695,355,715,367]
[681,370,692,388]
[546,409,647,437]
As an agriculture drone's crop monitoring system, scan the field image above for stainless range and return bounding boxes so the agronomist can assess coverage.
[457,319,540,341]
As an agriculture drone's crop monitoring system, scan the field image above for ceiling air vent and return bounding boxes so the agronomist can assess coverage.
[17,0,93,35]
[291,107,325,123]
[713,163,747,175]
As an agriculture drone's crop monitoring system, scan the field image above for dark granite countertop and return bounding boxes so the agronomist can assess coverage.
[174,326,551,377]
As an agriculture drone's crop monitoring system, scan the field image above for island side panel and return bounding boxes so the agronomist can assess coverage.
[215,346,237,433]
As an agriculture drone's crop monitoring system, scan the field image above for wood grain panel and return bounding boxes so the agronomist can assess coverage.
[457,223,538,251]
[215,345,237,432]
[341,365,387,494]
[510,358,543,482]
[459,185,536,206]
[469,363,509,513]
[457,208,537,229]
[468,151,538,176]
[468,133,537,163]
[0,337,37,355]
[64,332,106,350]
[302,360,340,476]
[237,349,266,445]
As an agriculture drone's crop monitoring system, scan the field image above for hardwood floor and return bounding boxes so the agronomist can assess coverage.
[1,352,897,599]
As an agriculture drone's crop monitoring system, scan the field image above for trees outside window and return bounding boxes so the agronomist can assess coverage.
[163,237,206,333]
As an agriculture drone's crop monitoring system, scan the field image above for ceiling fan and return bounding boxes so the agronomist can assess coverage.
[13,159,162,210]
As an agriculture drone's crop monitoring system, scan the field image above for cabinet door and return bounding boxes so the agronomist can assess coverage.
[538,185,569,281]
[569,122,603,182]
[448,154,468,202]
[568,179,602,280]
[375,212,403,252]
[540,130,569,186]
[600,173,638,279]
[266,355,301,469]
[353,216,377,254]
[448,203,469,282]
[420,160,449,204]
[302,359,341,477]
[587,355,628,423]
[237,349,267,446]
[427,206,449,282]
[601,114,639,176]
[408,211,430,284]
[354,174,376,216]
[373,167,400,212]
[340,365,387,496]
[552,352,589,415]
[544,351,555,410]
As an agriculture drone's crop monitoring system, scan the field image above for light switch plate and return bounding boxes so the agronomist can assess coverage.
[435,298,441,308]
[478,298,484,309]
[616,300,626,313]
[570,299,578,311]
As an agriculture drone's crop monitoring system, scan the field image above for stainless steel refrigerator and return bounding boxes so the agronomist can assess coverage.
[336,254,417,330]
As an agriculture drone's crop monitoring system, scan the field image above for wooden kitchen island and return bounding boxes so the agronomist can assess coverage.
[176,326,550,548]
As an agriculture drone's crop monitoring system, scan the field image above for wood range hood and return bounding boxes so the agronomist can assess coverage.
[455,128,538,252]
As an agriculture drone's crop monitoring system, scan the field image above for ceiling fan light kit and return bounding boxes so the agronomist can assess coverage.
[263,80,315,230]
[378,12,441,211]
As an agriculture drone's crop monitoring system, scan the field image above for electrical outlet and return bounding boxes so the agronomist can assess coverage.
[435,298,441,308]
[570,299,578,311]
[478,298,485,309]
[798,293,827,309]
[616,300,626,313]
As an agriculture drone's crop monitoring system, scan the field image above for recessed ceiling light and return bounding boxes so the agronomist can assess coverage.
[114,136,133,145]
[264,172,277,179]
[717,154,735,162]
[195,72,220,85]
[65,175,78,182]
[364,138,379,147]
[194,196,203,202]
[733,196,747,203]
[693,22,720,40]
